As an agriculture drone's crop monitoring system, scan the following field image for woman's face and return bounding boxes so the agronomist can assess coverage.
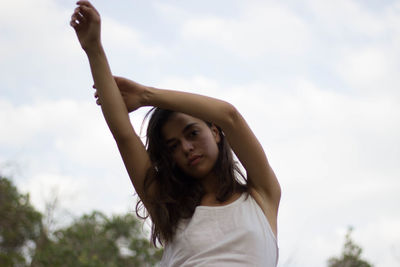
[162,112,220,179]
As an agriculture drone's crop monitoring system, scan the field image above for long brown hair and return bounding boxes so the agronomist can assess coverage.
[136,107,248,247]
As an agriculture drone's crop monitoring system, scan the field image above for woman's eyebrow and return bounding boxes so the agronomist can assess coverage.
[165,123,198,144]
[182,122,198,133]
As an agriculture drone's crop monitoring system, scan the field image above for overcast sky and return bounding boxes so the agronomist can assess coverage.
[1,0,400,266]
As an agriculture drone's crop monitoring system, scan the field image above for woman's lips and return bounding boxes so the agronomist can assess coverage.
[188,155,202,166]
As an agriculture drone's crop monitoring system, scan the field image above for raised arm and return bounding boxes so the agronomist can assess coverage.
[70,1,152,206]
[101,77,281,217]
[146,88,280,206]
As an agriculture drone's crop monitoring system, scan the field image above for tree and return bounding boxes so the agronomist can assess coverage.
[0,176,43,267]
[1,175,162,266]
[328,227,373,267]
[31,211,162,267]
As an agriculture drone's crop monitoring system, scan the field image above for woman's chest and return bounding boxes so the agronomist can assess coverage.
[177,203,266,254]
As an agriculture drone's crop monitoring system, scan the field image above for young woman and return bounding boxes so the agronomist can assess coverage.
[70,1,281,266]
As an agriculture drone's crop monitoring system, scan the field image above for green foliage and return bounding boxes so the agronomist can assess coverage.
[328,227,373,267]
[32,211,162,267]
[0,176,162,267]
[0,176,43,267]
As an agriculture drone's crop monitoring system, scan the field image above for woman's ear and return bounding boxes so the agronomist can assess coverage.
[210,124,221,143]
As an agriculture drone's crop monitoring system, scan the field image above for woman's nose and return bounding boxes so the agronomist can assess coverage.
[181,139,194,153]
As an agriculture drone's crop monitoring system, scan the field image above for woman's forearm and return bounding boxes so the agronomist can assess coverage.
[142,86,238,131]
[86,46,134,140]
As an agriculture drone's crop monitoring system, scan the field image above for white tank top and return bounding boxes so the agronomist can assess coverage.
[160,193,279,267]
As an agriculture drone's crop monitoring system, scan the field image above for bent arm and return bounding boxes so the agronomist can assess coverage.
[143,87,235,130]
[142,87,281,210]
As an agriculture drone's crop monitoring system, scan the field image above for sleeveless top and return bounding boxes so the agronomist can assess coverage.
[160,193,279,267]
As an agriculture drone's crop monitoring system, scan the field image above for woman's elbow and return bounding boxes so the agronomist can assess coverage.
[221,102,241,130]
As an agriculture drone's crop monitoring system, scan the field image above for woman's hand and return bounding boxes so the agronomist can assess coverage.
[70,1,101,52]
[94,76,149,112]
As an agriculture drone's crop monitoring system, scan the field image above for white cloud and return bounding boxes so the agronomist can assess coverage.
[356,218,400,266]
[0,0,168,103]
[305,0,387,38]
[102,17,166,59]
[0,99,96,146]
[335,45,400,95]
[19,172,86,213]
[303,0,400,97]
[16,169,137,219]
[179,2,311,59]
[0,97,153,173]
[156,75,221,95]
[0,0,79,62]
[0,0,164,61]
[0,97,140,216]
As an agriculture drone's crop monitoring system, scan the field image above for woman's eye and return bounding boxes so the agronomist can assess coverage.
[190,130,199,137]
[169,143,178,152]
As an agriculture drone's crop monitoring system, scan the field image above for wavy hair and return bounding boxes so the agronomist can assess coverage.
[136,107,248,247]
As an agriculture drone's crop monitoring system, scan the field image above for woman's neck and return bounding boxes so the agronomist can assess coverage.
[201,171,218,195]
[199,171,242,206]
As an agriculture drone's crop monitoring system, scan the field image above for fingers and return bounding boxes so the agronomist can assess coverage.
[70,7,87,28]
[76,1,100,16]
[93,88,100,105]
[76,1,95,10]
[94,92,101,105]
[70,9,84,27]
[70,1,99,28]
[78,5,98,22]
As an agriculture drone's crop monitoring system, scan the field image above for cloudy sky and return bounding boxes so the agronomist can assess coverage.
[1,0,400,266]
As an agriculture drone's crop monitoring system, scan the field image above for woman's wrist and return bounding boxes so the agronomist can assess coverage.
[84,42,104,58]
